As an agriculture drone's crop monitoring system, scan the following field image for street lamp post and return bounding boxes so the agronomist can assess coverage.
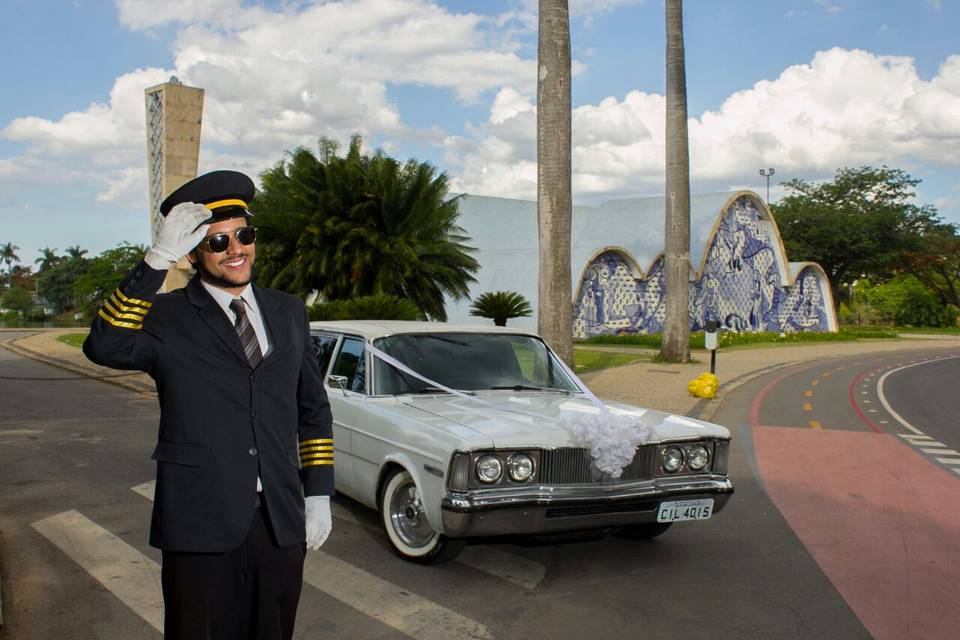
[759,167,775,205]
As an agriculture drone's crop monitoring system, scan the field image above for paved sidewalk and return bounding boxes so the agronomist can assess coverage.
[3,328,960,419]
[579,335,960,419]
[0,328,154,395]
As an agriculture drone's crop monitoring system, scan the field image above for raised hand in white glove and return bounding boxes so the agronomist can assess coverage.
[305,495,332,550]
[144,202,211,270]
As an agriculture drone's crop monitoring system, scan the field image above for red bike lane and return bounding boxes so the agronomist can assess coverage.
[749,354,960,640]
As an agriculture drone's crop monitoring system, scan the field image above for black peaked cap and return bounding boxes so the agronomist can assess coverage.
[159,170,255,223]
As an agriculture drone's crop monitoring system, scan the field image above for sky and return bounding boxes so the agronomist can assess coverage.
[1,0,959,266]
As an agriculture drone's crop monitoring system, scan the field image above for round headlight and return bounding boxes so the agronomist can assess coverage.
[507,453,534,481]
[662,446,684,473]
[476,455,503,484]
[687,445,710,471]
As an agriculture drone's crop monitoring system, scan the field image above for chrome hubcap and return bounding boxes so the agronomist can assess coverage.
[389,479,434,547]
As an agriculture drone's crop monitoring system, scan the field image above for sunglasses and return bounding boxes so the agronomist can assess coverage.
[198,226,257,253]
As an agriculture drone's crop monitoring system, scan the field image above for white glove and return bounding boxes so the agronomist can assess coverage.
[305,495,332,550]
[144,202,211,269]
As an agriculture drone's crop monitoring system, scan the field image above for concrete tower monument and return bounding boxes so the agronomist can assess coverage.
[144,77,204,291]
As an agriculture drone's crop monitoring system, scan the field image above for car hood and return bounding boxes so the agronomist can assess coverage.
[395,392,730,449]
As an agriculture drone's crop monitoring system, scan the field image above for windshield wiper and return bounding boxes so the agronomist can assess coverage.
[400,386,476,396]
[489,385,571,394]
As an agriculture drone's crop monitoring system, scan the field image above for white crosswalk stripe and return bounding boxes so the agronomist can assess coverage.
[302,553,493,640]
[31,510,163,632]
[31,502,496,640]
[133,480,546,590]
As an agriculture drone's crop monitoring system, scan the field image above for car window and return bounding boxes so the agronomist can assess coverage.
[372,333,579,394]
[330,337,367,393]
[311,335,338,376]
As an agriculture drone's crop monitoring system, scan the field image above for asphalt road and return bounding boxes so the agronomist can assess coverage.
[5,337,958,639]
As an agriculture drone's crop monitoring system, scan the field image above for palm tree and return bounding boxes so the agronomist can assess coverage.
[65,246,88,261]
[537,0,574,365]
[660,0,692,362]
[1,242,20,287]
[470,291,533,327]
[34,247,60,272]
[253,136,479,321]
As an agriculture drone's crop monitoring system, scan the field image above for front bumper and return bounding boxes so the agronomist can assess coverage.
[441,475,734,537]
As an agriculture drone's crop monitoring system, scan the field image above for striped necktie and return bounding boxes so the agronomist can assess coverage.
[230,298,263,368]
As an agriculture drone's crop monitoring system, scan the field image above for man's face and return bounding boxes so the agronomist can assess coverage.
[188,216,256,293]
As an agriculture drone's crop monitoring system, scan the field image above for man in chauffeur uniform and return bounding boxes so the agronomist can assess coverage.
[83,170,334,640]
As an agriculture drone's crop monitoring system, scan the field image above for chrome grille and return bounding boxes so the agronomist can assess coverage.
[540,446,656,484]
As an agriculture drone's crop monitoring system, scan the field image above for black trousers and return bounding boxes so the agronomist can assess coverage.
[161,502,306,640]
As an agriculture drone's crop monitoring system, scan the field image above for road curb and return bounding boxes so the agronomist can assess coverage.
[0,338,155,397]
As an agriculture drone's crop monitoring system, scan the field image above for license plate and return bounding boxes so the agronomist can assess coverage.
[657,499,714,523]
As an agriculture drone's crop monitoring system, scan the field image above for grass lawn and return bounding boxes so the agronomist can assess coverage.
[573,348,645,373]
[57,333,87,348]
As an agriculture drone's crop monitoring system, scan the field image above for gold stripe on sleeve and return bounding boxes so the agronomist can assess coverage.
[299,438,334,448]
[103,300,146,323]
[301,459,334,468]
[98,308,143,330]
[299,446,334,454]
[301,453,334,461]
[114,289,153,308]
[108,293,150,315]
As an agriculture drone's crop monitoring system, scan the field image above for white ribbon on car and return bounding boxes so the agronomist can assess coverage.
[366,343,651,478]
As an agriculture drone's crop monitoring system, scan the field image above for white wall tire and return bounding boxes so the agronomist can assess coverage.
[379,468,465,564]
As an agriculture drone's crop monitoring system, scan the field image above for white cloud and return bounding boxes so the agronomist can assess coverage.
[1,1,536,212]
[814,0,842,14]
[449,48,960,200]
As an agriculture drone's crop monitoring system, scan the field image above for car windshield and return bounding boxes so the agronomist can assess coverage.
[372,333,581,395]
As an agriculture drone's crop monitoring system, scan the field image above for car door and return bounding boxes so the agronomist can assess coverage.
[310,332,355,493]
[324,334,370,498]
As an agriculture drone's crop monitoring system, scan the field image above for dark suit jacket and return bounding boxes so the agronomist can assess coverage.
[83,261,334,552]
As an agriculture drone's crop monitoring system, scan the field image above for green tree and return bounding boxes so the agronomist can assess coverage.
[773,166,941,308]
[252,136,479,321]
[73,244,146,318]
[537,0,574,364]
[309,294,425,321]
[660,0,692,362]
[35,247,61,272]
[901,223,960,308]
[1,242,20,287]
[39,248,91,312]
[858,276,958,327]
[469,291,533,327]
[1,285,32,316]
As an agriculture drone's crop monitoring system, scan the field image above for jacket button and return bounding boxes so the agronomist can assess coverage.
[249,448,257,456]
[250,373,256,381]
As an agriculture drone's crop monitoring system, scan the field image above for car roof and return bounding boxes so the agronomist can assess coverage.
[308,320,541,340]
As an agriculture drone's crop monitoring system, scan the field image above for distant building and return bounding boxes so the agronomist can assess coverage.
[445,191,837,336]
[144,78,204,291]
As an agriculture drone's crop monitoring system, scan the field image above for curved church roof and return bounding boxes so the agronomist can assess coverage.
[445,191,749,329]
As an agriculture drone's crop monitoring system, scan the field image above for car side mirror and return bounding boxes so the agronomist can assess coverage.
[327,374,350,396]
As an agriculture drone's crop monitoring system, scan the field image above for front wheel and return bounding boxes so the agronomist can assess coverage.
[379,468,465,564]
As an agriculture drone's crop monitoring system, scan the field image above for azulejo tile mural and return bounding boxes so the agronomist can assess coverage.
[572,193,837,338]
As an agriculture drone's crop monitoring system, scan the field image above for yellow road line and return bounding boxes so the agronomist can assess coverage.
[804,389,813,397]
[809,420,823,429]
[803,402,813,411]
[811,379,820,386]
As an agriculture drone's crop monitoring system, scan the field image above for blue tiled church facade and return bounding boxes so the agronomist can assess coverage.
[572,194,835,338]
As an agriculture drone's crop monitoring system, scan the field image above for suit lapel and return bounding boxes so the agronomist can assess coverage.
[186,277,251,368]
[253,286,284,364]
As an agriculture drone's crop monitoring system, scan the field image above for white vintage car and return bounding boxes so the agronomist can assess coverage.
[310,320,734,563]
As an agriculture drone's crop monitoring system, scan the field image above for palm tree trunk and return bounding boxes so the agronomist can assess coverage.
[660,0,691,362]
[537,0,574,365]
